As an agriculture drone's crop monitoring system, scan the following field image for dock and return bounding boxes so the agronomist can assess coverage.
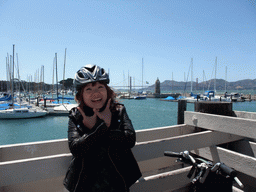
[46,110,69,116]
[1,101,256,191]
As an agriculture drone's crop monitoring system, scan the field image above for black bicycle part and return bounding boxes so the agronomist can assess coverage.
[164,151,183,158]
[164,151,236,192]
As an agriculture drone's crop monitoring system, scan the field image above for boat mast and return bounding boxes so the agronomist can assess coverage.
[5,57,7,92]
[6,54,10,93]
[16,53,21,107]
[225,66,227,93]
[38,68,40,95]
[142,58,143,90]
[55,53,59,103]
[42,65,44,95]
[11,44,15,108]
[52,56,55,99]
[130,76,132,95]
[62,48,67,103]
[191,58,193,93]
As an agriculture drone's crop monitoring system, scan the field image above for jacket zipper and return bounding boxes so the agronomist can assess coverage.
[73,159,84,192]
[108,147,128,192]
[73,122,104,192]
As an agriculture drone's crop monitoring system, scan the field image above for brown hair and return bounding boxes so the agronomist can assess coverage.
[75,81,117,112]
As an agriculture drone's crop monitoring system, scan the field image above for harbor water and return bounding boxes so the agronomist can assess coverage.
[1,98,256,145]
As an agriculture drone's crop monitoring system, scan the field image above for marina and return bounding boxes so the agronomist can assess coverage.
[1,96,256,145]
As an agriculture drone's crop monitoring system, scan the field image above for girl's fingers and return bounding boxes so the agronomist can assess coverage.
[93,108,98,115]
[78,107,97,129]
[93,104,111,127]
[106,99,111,110]
[77,107,85,117]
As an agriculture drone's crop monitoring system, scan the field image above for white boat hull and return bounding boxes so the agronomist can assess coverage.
[0,108,47,119]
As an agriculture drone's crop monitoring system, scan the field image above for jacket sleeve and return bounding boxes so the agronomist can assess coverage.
[108,105,136,149]
[67,108,109,158]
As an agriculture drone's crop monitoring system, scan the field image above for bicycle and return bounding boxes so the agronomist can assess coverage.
[164,150,244,192]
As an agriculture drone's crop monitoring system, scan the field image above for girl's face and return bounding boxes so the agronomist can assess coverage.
[82,82,108,109]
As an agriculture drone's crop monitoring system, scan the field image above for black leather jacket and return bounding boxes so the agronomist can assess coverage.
[63,104,141,192]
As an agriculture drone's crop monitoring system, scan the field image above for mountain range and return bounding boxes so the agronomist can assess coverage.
[146,79,256,91]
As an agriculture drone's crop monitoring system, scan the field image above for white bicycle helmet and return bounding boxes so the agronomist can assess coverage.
[73,64,109,90]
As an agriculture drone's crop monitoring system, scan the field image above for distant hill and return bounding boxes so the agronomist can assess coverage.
[146,79,256,91]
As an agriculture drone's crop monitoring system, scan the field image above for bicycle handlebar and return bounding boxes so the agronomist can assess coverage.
[164,150,196,164]
[164,151,183,158]
[164,150,244,189]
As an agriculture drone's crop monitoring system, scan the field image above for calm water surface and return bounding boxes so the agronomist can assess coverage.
[0,98,255,145]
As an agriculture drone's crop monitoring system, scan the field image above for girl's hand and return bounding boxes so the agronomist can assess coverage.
[93,99,112,127]
[77,106,97,129]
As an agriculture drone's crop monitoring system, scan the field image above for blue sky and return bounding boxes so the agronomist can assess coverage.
[1,0,256,88]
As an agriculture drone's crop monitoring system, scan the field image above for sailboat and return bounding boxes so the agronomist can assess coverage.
[133,58,147,100]
[44,49,77,114]
[0,45,47,119]
[204,58,231,102]
[183,58,201,102]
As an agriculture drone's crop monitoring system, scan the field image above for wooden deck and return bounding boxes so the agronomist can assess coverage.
[1,106,256,191]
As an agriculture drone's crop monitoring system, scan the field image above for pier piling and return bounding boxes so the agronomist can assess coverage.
[177,99,187,124]
[194,101,233,116]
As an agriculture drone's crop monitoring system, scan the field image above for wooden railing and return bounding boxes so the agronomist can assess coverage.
[1,109,256,191]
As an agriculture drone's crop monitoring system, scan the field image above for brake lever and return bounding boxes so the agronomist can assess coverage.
[192,167,204,184]
[234,177,244,188]
[187,165,196,178]
[199,166,211,183]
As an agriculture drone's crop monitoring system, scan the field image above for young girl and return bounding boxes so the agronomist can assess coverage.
[64,64,141,192]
